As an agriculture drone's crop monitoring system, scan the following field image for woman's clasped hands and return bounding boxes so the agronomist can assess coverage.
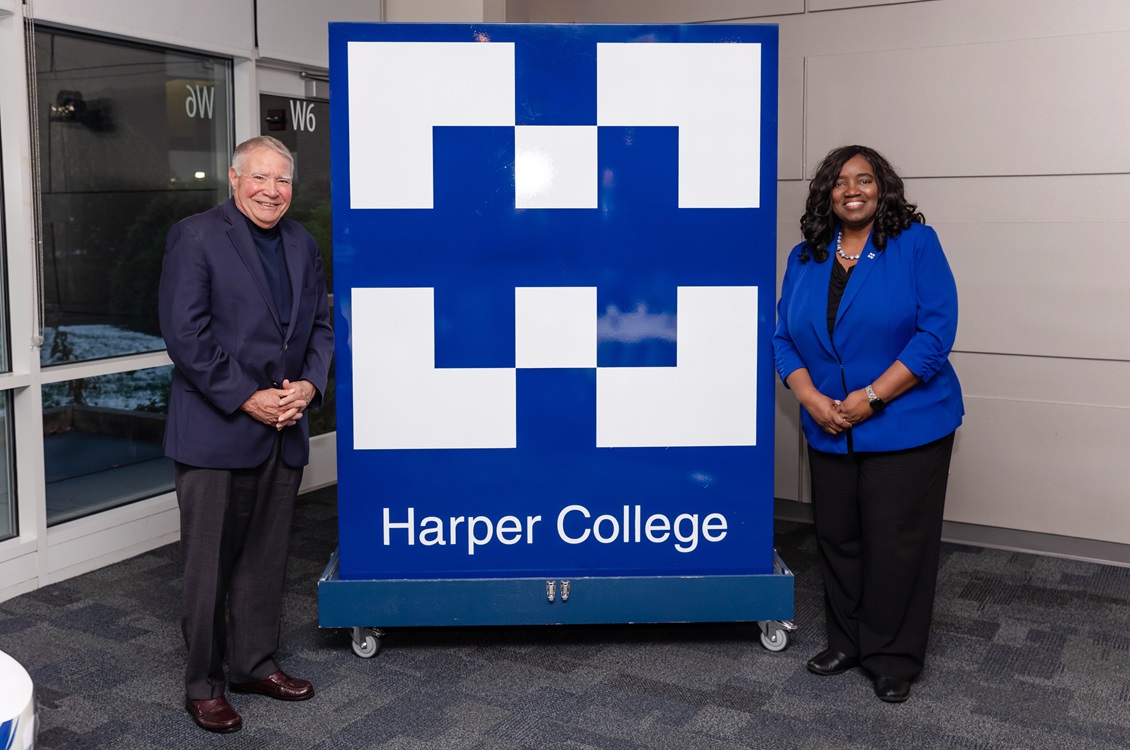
[811,389,873,435]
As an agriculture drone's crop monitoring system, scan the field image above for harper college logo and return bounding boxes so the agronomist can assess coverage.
[346,40,764,451]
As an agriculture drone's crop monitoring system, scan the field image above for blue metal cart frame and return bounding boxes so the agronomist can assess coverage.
[319,549,795,657]
[322,22,793,659]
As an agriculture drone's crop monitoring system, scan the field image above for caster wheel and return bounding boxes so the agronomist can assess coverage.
[350,628,381,658]
[760,627,789,652]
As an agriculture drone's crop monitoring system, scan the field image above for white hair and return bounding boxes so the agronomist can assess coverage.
[231,135,293,175]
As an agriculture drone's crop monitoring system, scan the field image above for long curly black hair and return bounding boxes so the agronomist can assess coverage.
[798,145,924,264]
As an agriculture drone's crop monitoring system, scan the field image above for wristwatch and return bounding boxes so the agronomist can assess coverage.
[865,384,886,413]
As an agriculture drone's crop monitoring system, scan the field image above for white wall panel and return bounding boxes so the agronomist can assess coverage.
[0,548,36,590]
[31,0,253,56]
[257,0,383,69]
[0,553,38,603]
[301,433,338,492]
[47,506,180,579]
[257,66,306,98]
[805,31,1130,178]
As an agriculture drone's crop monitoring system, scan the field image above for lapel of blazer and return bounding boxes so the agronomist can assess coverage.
[833,232,880,329]
[808,253,836,357]
[223,199,284,334]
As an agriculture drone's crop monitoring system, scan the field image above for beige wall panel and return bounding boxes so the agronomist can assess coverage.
[506,0,531,22]
[773,0,1130,60]
[257,0,383,69]
[805,31,1130,178]
[808,0,932,10]
[908,174,1130,225]
[778,57,804,181]
[776,180,807,233]
[939,222,1130,360]
[385,0,490,22]
[946,394,1130,545]
[526,0,803,23]
[527,0,1130,34]
[773,184,807,502]
[774,379,801,501]
[32,0,253,56]
[950,351,1130,408]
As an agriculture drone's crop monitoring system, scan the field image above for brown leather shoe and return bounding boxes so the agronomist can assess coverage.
[185,696,242,733]
[230,670,314,701]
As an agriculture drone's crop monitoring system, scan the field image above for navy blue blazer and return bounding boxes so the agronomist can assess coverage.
[159,199,334,469]
[773,222,963,453]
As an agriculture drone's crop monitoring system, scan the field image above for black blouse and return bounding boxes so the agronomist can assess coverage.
[827,258,854,333]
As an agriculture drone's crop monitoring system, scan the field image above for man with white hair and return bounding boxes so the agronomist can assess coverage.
[159,135,333,733]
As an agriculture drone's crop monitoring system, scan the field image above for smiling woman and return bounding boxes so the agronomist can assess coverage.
[773,144,964,703]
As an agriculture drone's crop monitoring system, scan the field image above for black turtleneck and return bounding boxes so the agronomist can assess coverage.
[247,217,291,331]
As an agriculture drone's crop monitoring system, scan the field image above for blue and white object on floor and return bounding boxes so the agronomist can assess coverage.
[0,650,36,750]
[327,23,783,624]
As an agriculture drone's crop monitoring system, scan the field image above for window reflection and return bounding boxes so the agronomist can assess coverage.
[44,366,174,525]
[35,27,232,365]
[260,93,335,434]
[0,394,14,541]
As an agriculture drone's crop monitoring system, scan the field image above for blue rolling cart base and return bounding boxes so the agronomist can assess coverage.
[318,549,796,658]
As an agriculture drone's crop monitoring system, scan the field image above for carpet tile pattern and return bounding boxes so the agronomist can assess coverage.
[0,486,1127,749]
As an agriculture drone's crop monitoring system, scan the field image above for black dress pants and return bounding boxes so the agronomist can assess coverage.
[176,435,303,700]
[807,432,955,680]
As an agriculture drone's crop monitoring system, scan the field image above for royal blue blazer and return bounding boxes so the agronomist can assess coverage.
[159,199,334,469]
[773,222,964,454]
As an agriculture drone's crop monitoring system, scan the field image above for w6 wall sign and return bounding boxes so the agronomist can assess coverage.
[330,23,778,585]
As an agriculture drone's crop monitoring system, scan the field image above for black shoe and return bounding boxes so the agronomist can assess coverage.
[873,675,912,703]
[806,648,860,676]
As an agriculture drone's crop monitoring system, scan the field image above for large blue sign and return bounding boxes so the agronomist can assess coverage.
[330,23,778,583]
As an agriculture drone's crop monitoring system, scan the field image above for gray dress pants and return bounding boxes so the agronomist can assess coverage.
[176,435,303,699]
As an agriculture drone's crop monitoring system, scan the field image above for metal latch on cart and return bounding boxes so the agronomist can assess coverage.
[545,580,571,602]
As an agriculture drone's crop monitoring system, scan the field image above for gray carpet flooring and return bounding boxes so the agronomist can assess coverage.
[1,485,1128,749]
